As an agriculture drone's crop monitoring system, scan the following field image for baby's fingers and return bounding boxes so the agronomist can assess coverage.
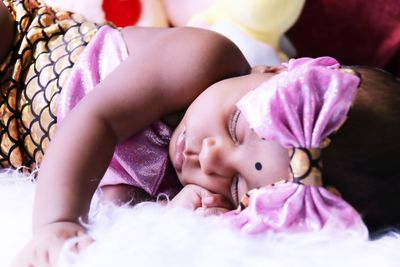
[11,242,36,267]
[201,194,233,210]
[12,241,55,267]
[196,207,231,216]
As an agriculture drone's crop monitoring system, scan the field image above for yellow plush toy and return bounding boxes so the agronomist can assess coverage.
[189,0,305,66]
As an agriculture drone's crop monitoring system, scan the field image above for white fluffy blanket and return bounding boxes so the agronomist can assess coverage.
[1,170,400,267]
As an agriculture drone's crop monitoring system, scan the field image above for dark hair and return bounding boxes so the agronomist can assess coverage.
[323,66,400,233]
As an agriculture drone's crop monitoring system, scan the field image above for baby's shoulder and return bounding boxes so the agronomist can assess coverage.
[121,26,250,110]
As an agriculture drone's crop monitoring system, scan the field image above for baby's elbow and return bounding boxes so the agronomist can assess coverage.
[196,29,251,79]
[151,27,251,109]
[170,27,250,79]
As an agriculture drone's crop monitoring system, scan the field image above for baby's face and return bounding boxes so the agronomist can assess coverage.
[169,70,289,206]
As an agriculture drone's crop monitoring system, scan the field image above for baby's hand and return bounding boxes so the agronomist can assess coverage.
[12,222,93,267]
[170,184,233,215]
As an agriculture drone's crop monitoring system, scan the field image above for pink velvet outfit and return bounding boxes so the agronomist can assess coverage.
[57,26,181,198]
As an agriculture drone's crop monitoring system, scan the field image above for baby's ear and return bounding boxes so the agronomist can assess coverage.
[251,65,285,74]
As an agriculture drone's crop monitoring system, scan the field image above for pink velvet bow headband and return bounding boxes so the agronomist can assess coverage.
[224,57,368,236]
[237,56,360,186]
[237,56,359,150]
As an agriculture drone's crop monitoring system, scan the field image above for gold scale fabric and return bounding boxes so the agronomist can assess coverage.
[0,0,100,170]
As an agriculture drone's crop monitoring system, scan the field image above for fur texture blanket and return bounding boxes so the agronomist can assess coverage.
[1,170,400,267]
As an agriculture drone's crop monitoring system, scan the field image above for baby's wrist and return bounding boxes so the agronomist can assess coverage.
[33,220,86,236]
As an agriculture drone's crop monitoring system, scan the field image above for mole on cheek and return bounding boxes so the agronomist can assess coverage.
[255,162,262,171]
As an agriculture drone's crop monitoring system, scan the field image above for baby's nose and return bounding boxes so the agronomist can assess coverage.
[199,137,234,177]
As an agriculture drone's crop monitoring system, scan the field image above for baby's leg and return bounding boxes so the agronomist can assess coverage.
[100,184,153,205]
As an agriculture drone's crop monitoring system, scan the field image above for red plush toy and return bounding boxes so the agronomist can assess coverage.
[102,0,142,27]
[102,0,168,27]
[44,0,169,27]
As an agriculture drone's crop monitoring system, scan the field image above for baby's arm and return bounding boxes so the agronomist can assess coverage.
[0,1,14,62]
[17,27,249,266]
